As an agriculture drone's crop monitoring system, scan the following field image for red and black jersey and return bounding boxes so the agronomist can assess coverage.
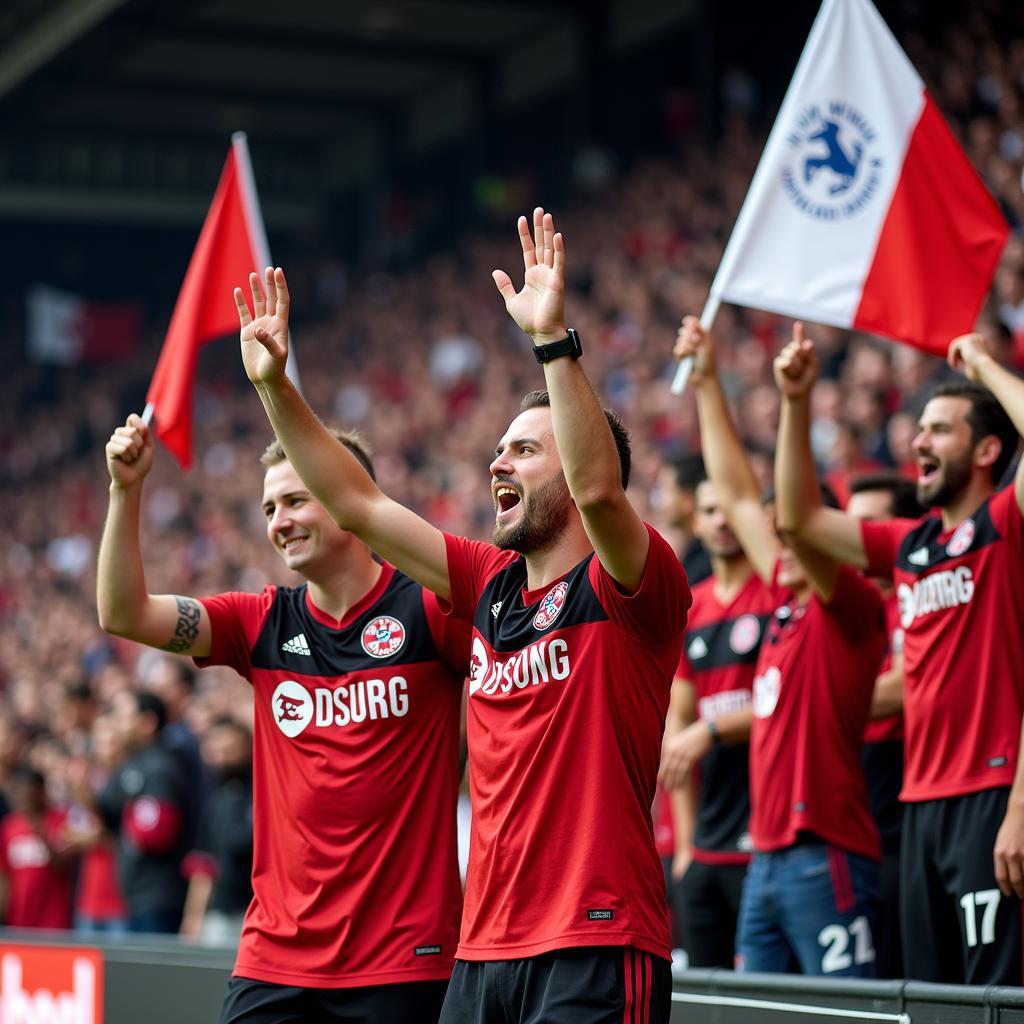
[862,487,1024,802]
[677,573,775,862]
[444,523,690,962]
[196,564,469,989]
[749,565,885,863]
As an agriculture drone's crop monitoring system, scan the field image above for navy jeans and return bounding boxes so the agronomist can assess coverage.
[737,843,880,976]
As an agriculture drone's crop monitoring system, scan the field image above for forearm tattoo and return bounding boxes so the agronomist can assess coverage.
[162,596,201,653]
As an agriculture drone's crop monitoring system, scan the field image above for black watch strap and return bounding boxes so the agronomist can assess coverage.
[532,328,583,364]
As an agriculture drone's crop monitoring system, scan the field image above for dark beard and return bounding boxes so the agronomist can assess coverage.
[917,449,973,508]
[492,473,571,554]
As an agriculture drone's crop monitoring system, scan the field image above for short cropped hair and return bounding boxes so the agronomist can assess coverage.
[669,454,707,493]
[931,380,1019,485]
[849,470,924,520]
[260,428,376,481]
[136,691,168,734]
[519,390,632,489]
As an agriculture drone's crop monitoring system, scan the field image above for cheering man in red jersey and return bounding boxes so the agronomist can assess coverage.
[99,423,469,1024]
[775,330,1024,986]
[674,318,886,977]
[659,471,775,969]
[237,208,691,1024]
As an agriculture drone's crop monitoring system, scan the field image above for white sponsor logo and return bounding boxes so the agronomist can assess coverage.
[2,954,98,1024]
[907,546,930,566]
[468,637,571,697]
[752,666,782,719]
[897,566,975,629]
[687,636,709,660]
[491,601,503,619]
[271,678,410,738]
[7,834,50,869]
[698,688,752,722]
[282,632,311,656]
[946,518,975,557]
[271,680,314,737]
[729,614,762,654]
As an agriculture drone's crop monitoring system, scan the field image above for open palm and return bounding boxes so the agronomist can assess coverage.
[493,208,566,343]
[236,267,290,385]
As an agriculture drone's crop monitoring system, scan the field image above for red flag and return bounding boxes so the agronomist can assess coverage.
[145,134,273,469]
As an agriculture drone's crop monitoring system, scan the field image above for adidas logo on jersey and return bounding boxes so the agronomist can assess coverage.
[907,547,930,566]
[491,601,503,619]
[687,636,709,660]
[282,633,311,656]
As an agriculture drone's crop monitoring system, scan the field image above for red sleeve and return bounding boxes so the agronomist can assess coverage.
[989,486,1024,554]
[182,851,218,880]
[676,647,693,681]
[442,534,517,621]
[860,518,919,579]
[422,589,473,676]
[587,523,692,645]
[124,797,182,855]
[194,587,276,678]
[823,565,887,645]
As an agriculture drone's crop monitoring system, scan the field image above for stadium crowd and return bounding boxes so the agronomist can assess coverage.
[1,0,1024,990]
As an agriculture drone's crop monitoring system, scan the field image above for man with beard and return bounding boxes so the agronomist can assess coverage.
[98,422,469,1023]
[659,472,775,968]
[674,317,885,977]
[236,208,691,1024]
[775,330,1024,985]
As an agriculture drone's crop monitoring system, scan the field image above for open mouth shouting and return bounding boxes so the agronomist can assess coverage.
[493,482,523,522]
[917,455,940,488]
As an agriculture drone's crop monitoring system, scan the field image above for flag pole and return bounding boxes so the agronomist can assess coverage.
[670,293,722,395]
[232,131,301,391]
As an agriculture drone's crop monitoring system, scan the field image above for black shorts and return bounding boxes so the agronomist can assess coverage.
[219,976,449,1024]
[439,947,671,1024]
[901,786,1022,985]
[675,858,746,969]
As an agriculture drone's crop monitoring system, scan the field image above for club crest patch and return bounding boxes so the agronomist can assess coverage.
[533,581,569,631]
[361,616,406,658]
[946,518,975,558]
[729,614,762,655]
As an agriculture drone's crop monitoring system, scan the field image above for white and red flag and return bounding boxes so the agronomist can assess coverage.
[26,285,140,365]
[145,132,296,468]
[673,0,1008,391]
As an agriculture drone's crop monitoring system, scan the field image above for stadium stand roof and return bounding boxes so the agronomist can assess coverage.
[0,0,702,229]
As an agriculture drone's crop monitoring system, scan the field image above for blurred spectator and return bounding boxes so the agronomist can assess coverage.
[180,718,253,944]
[65,713,129,934]
[0,767,73,929]
[652,454,712,586]
[95,691,189,933]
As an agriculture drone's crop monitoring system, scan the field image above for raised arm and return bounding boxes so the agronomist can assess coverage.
[97,415,213,657]
[493,209,650,591]
[673,318,777,584]
[774,329,868,570]
[948,332,1024,515]
[238,268,451,601]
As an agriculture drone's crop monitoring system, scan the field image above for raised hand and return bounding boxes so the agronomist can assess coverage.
[672,315,717,388]
[236,267,290,386]
[773,322,819,399]
[947,331,993,382]
[492,208,566,344]
[106,414,154,489]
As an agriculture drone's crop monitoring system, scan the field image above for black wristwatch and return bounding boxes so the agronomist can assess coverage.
[532,328,583,364]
